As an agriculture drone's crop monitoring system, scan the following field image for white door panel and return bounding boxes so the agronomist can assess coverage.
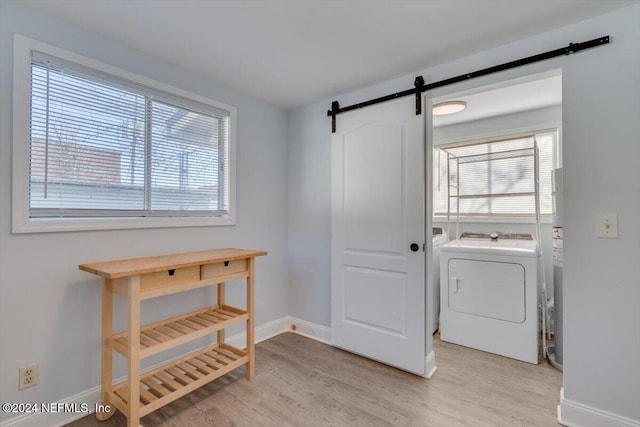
[331,97,425,375]
[344,123,405,255]
[344,266,407,335]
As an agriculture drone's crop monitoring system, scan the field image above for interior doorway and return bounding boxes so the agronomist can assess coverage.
[427,70,563,371]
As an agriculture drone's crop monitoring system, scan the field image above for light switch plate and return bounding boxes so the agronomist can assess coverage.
[596,214,618,238]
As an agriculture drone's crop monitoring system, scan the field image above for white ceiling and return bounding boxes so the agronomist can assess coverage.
[20,0,636,110]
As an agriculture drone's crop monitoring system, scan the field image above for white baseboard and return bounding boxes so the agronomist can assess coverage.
[558,387,640,427]
[225,315,290,350]
[423,350,437,378]
[0,316,290,427]
[287,317,331,344]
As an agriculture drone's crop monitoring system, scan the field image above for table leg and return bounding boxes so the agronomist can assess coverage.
[217,282,225,345]
[127,276,141,427]
[96,279,115,421]
[246,258,255,380]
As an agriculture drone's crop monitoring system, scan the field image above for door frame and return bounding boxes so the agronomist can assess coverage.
[424,93,437,377]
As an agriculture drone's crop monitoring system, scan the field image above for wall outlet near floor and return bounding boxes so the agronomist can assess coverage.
[18,364,38,390]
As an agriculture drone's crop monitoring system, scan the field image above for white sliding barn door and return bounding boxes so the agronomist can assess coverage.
[331,97,426,375]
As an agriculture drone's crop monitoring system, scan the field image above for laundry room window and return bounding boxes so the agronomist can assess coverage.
[433,131,557,218]
[12,35,236,233]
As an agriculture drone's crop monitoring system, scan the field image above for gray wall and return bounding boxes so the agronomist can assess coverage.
[0,2,289,422]
[561,6,639,420]
[288,4,639,422]
[288,102,333,327]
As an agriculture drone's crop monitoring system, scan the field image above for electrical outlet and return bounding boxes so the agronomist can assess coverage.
[18,364,38,390]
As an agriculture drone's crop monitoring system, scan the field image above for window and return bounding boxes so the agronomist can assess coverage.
[433,131,557,218]
[13,36,235,232]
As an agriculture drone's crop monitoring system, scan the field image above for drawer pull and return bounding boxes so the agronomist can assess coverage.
[224,261,229,267]
[168,269,175,276]
[450,277,460,293]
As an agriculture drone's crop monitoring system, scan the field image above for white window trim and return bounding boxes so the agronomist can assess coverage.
[434,122,562,153]
[433,216,553,225]
[433,123,561,223]
[12,34,237,233]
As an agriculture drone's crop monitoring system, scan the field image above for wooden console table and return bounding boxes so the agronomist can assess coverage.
[79,248,267,427]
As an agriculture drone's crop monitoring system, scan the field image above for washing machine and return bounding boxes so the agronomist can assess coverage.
[439,232,539,364]
[432,227,449,333]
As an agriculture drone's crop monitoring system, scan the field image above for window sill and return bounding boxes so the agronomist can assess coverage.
[433,216,552,225]
[12,215,236,234]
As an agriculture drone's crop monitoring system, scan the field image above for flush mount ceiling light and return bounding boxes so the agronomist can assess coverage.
[433,100,467,115]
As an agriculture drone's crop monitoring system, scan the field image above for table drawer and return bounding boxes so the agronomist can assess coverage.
[201,259,248,280]
[140,266,200,291]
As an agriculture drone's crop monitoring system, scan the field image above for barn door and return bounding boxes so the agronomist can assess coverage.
[331,97,426,374]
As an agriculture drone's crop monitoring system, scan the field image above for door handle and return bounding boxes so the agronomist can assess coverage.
[410,243,420,252]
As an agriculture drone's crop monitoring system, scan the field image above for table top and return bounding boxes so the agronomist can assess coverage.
[79,248,267,279]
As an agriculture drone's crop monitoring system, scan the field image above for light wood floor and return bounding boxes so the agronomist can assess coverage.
[66,332,562,427]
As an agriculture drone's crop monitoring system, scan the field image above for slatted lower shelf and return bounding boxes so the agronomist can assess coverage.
[109,343,248,417]
[111,305,248,359]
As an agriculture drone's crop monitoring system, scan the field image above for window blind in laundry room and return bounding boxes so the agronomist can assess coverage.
[433,131,556,218]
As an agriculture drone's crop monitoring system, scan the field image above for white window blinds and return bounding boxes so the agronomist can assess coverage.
[433,132,556,218]
[29,53,230,218]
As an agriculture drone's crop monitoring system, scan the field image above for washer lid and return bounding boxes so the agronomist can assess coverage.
[440,238,538,257]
